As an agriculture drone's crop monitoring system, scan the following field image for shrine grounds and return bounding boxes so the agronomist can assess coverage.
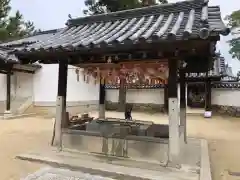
[0,112,240,180]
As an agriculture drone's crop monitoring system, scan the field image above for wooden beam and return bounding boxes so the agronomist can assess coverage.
[54,59,68,150]
[15,39,215,64]
[76,59,168,68]
[6,66,12,113]
[0,70,9,74]
[12,68,35,74]
[99,78,106,119]
[179,69,187,144]
[164,84,168,112]
[205,77,212,114]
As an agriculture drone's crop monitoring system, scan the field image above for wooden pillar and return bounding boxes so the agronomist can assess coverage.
[118,78,126,112]
[179,69,187,144]
[164,84,168,113]
[62,61,68,128]
[99,78,106,119]
[168,58,180,166]
[204,75,212,118]
[54,59,68,150]
[5,70,11,113]
[186,83,188,107]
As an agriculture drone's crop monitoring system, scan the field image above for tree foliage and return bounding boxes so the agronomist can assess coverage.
[225,10,240,28]
[228,36,240,60]
[0,0,38,42]
[225,10,240,60]
[83,0,168,15]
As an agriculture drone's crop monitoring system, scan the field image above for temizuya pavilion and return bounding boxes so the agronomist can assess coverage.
[11,0,229,165]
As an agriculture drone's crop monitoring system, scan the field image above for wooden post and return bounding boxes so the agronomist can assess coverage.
[168,58,180,166]
[185,83,188,108]
[99,78,106,119]
[118,78,126,112]
[164,84,168,113]
[179,69,187,144]
[62,61,68,128]
[5,70,11,113]
[54,60,68,150]
[204,74,212,118]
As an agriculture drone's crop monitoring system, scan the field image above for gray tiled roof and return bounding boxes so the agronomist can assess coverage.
[13,63,42,72]
[1,29,60,49]
[0,46,19,63]
[15,0,229,52]
[0,29,60,64]
[213,82,240,89]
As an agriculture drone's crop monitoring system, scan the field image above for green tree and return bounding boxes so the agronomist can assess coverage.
[225,10,240,60]
[84,0,167,15]
[0,0,37,42]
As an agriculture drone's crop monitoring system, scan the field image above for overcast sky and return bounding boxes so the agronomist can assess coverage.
[9,0,240,74]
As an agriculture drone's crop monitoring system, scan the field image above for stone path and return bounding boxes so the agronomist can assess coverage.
[22,167,116,180]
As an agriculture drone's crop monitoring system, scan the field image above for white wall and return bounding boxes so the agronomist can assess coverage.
[106,89,164,104]
[33,64,99,106]
[1,63,239,109]
[0,73,25,101]
[212,88,240,107]
[14,72,33,99]
[0,74,6,101]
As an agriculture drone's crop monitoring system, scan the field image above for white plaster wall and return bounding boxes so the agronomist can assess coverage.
[66,66,99,102]
[33,64,99,106]
[33,64,58,103]
[212,89,240,107]
[0,73,18,101]
[14,72,33,99]
[127,89,164,104]
[106,89,119,103]
[0,74,6,101]
[106,89,164,104]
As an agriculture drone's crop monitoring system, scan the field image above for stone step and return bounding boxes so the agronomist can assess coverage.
[22,167,116,180]
[11,97,31,115]
[17,149,199,180]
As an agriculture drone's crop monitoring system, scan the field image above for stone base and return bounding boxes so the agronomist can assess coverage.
[4,110,11,114]
[106,101,165,113]
[17,138,204,180]
[212,105,240,117]
[3,111,12,118]
[204,111,212,118]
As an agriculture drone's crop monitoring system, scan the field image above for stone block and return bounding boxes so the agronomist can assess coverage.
[86,120,100,132]
[212,105,240,117]
[146,124,169,138]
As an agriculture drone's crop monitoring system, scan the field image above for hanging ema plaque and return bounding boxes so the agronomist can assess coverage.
[75,60,169,86]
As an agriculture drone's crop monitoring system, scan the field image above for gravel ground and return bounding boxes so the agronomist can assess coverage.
[0,112,240,180]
